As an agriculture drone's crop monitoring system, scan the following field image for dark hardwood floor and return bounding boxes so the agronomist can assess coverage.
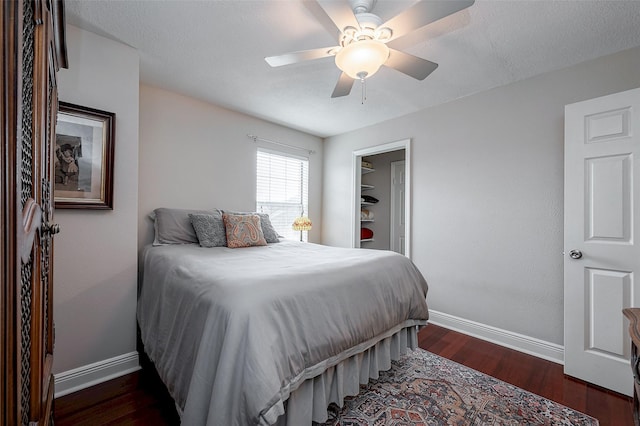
[54,324,632,425]
[418,325,633,426]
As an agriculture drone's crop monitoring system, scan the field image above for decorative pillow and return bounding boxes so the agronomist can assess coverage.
[255,213,280,243]
[223,211,280,243]
[223,213,267,248]
[189,212,227,247]
[152,207,217,246]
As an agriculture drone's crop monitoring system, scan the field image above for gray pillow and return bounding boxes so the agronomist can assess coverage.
[189,212,227,247]
[223,211,280,243]
[152,207,217,246]
[256,213,280,243]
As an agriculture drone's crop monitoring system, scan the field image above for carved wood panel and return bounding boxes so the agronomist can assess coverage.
[2,0,67,424]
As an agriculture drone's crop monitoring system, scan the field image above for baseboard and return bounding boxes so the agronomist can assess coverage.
[54,351,141,398]
[428,310,564,364]
[53,316,562,398]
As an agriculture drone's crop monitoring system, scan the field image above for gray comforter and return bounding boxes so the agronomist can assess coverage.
[137,240,429,425]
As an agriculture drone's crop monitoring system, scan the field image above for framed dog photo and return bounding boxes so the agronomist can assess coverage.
[54,102,115,209]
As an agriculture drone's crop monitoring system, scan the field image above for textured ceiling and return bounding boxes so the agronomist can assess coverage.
[65,0,640,138]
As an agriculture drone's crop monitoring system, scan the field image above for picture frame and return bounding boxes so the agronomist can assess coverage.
[54,102,115,209]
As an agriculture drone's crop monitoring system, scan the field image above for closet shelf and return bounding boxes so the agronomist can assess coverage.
[359,162,376,247]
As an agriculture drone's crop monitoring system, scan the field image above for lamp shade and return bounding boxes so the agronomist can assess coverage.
[292,216,312,231]
[335,40,389,80]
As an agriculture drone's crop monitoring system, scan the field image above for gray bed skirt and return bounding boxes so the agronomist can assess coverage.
[271,324,421,425]
[171,324,423,425]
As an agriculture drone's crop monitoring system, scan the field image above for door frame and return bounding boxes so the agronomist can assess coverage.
[390,160,405,255]
[352,139,411,258]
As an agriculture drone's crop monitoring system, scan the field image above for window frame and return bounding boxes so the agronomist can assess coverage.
[256,148,310,242]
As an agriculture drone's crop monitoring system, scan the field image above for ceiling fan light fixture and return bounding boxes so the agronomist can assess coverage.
[335,39,389,80]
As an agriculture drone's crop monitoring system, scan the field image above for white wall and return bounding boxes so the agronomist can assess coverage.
[53,25,140,390]
[138,85,323,248]
[322,46,640,349]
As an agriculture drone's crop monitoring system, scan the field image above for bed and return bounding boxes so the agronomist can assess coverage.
[138,226,429,425]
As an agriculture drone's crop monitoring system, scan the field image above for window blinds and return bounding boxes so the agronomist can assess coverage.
[256,149,309,241]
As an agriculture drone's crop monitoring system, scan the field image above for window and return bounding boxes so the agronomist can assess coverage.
[256,149,309,241]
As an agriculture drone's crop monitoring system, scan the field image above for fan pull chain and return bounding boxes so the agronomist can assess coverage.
[360,76,367,104]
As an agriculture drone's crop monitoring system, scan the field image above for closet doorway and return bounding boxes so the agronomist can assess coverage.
[352,139,411,258]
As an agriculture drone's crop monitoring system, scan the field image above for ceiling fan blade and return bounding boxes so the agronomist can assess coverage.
[385,48,438,80]
[331,72,354,98]
[381,0,475,43]
[316,0,360,33]
[302,0,343,38]
[265,46,338,67]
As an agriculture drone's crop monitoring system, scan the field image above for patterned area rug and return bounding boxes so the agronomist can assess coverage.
[321,348,598,425]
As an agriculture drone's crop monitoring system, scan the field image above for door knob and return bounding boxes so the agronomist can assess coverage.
[42,222,60,236]
[569,249,583,260]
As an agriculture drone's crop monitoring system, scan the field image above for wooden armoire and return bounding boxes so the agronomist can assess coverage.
[1,0,67,424]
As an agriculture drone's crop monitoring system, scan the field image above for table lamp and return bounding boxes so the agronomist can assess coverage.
[292,216,312,242]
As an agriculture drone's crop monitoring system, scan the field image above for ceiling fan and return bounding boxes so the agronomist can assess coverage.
[265,0,475,98]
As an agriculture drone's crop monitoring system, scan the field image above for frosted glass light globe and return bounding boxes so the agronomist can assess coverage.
[335,40,389,79]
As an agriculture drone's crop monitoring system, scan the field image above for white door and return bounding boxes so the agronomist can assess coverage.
[390,161,405,255]
[564,87,640,396]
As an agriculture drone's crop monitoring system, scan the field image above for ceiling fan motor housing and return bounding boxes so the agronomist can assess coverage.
[340,12,390,46]
[355,13,382,32]
[349,0,376,14]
